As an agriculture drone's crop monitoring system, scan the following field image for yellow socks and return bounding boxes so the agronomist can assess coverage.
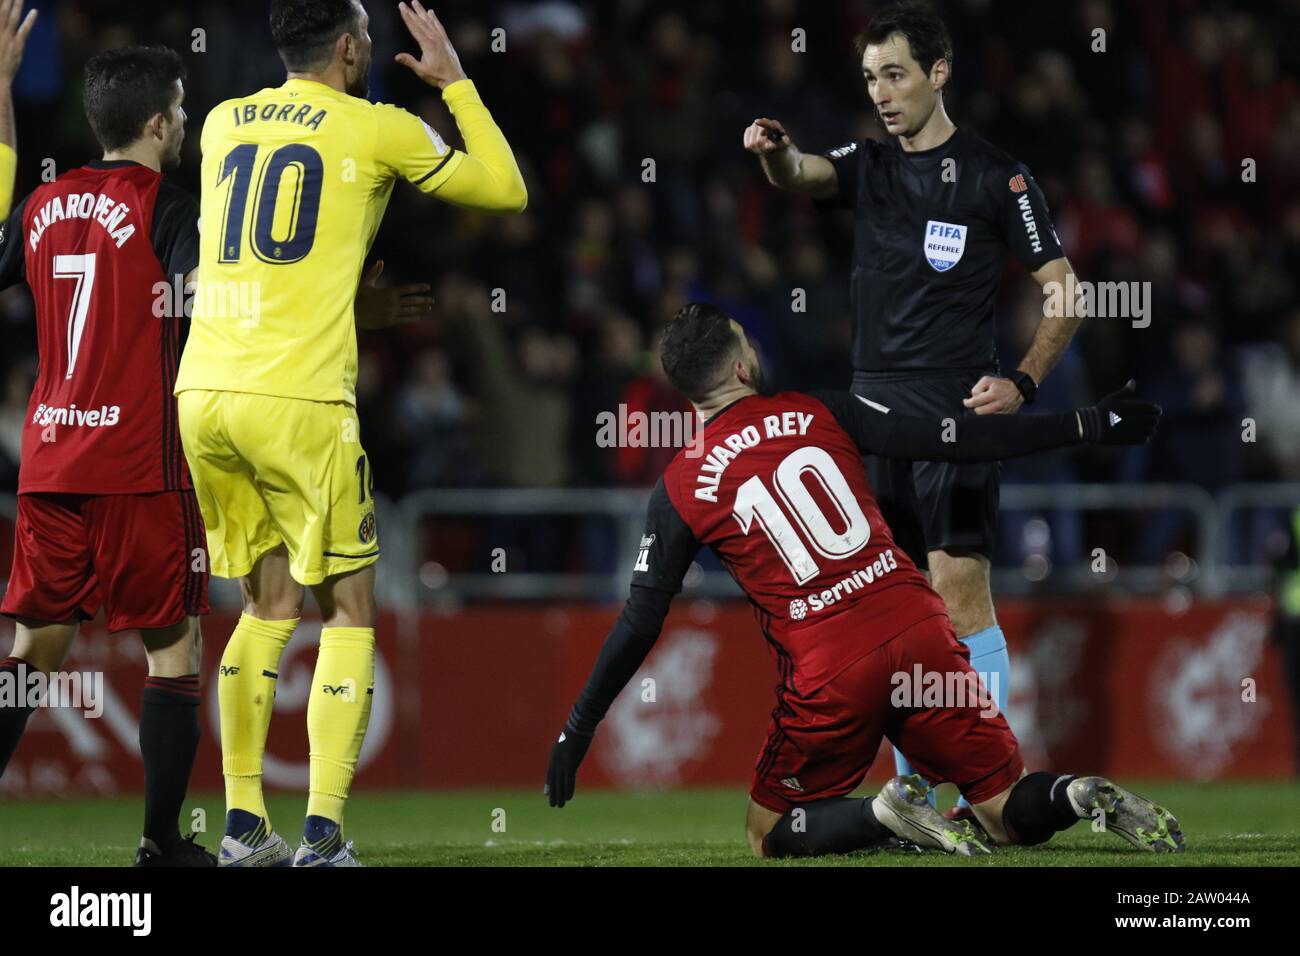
[221,619,375,835]
[305,627,375,824]
[219,614,297,824]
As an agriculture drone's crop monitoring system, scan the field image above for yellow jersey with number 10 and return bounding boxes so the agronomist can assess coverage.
[176,77,466,406]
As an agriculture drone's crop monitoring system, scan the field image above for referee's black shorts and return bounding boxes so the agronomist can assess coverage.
[850,369,1001,570]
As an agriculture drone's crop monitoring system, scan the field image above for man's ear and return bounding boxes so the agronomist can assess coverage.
[146,112,166,142]
[338,32,355,66]
[931,57,950,93]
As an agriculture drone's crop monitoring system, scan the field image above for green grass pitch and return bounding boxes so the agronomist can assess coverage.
[1,782,1297,866]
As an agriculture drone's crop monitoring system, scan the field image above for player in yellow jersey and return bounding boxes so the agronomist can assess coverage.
[175,0,526,867]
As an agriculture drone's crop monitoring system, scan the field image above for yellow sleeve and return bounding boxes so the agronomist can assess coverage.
[375,80,526,214]
[0,142,15,220]
[374,101,464,192]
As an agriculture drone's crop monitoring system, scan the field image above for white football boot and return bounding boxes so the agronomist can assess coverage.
[218,826,293,868]
[1066,776,1185,853]
[873,774,992,856]
[293,840,363,867]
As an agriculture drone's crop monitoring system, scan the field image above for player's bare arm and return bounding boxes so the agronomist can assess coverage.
[743,118,838,199]
[964,258,1084,416]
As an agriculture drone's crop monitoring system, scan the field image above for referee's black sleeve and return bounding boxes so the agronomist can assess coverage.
[818,140,861,211]
[811,389,1083,463]
[565,477,701,734]
[1001,163,1064,270]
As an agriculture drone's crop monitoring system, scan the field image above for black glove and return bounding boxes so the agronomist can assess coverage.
[545,727,594,808]
[1077,380,1161,445]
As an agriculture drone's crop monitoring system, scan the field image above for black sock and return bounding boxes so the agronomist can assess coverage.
[762,797,889,858]
[139,674,201,850]
[1001,771,1080,845]
[0,657,36,777]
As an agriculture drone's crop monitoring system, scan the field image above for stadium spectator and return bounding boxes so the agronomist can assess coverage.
[1240,308,1300,482]
[395,348,477,490]
[1138,316,1246,563]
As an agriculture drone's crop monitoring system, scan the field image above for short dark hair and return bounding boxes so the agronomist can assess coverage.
[660,303,741,401]
[855,1,953,78]
[270,0,361,71]
[83,46,186,152]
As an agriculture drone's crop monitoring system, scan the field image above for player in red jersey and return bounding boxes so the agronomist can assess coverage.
[0,47,214,865]
[547,303,1185,857]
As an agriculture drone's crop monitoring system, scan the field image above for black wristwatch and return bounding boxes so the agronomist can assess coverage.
[1011,370,1038,405]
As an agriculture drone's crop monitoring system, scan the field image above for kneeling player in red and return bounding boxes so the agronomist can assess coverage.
[0,47,212,865]
[546,303,1183,857]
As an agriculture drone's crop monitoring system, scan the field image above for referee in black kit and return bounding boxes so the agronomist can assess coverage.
[744,2,1084,823]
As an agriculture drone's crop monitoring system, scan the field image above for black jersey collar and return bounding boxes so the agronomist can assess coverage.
[895,125,962,160]
[702,394,753,427]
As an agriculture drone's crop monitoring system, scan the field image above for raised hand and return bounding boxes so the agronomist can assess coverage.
[0,0,37,82]
[394,1,467,91]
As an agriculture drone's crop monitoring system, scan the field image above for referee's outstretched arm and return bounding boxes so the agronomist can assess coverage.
[742,117,838,199]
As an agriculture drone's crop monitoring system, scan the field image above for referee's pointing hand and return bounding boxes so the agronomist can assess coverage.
[743,118,791,155]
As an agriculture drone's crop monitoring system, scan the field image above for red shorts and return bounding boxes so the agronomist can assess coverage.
[1,491,210,632]
[750,613,1023,814]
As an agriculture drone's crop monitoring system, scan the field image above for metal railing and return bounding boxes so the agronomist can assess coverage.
[394,482,1295,603]
[1218,483,1300,593]
[2,482,1297,605]
[993,483,1222,595]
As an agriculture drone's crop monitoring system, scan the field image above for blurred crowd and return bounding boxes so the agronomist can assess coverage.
[0,0,1297,572]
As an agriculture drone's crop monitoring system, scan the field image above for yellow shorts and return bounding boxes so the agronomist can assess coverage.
[176,389,380,586]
